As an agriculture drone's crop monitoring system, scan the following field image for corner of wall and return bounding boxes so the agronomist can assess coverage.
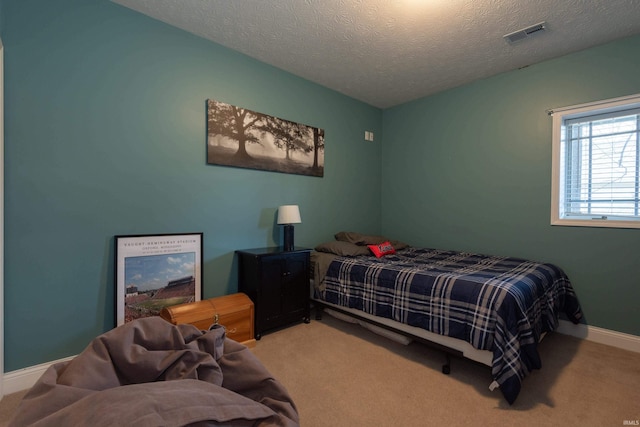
[1,37,5,400]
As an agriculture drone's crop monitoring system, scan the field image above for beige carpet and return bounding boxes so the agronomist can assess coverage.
[250,313,639,427]
[1,313,638,426]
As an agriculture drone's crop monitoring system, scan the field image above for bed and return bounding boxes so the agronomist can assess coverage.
[311,232,583,405]
[9,316,299,427]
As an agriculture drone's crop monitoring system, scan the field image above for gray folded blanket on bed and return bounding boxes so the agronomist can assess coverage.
[9,317,299,427]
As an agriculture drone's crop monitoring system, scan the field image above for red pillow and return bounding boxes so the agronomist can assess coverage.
[368,241,396,258]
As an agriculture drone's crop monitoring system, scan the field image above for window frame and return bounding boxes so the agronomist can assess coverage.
[551,93,640,229]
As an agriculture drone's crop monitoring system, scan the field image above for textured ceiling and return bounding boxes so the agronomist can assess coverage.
[112,0,640,108]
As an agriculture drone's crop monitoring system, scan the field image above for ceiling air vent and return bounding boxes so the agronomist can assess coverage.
[503,21,547,43]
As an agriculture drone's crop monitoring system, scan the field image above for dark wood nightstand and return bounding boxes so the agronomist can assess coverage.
[236,247,311,339]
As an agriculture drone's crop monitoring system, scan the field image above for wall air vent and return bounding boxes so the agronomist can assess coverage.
[503,21,547,43]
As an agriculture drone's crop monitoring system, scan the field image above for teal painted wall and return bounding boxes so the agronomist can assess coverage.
[2,0,382,371]
[382,35,640,336]
[3,0,640,373]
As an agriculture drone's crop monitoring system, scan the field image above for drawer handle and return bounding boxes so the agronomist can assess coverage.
[228,328,237,334]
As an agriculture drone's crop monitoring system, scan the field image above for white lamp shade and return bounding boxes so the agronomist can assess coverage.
[277,205,301,224]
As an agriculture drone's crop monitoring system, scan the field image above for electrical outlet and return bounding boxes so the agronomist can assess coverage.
[364,131,374,141]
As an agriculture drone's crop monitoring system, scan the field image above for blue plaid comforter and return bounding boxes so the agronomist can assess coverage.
[321,247,583,404]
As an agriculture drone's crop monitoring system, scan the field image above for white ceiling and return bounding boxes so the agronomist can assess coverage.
[112,0,640,108]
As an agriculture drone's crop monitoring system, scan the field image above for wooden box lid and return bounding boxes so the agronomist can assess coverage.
[160,292,253,328]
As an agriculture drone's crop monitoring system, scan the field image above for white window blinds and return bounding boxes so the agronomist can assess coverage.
[551,94,640,228]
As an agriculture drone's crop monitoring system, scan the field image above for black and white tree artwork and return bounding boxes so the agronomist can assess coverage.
[207,99,324,177]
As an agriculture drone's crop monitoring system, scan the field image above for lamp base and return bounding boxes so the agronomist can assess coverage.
[283,224,295,251]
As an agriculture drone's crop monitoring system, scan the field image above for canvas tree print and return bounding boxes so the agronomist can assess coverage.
[207,99,324,177]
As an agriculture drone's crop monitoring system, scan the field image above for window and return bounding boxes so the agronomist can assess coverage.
[551,94,640,228]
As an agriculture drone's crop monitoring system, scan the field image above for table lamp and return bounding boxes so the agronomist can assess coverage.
[277,205,301,251]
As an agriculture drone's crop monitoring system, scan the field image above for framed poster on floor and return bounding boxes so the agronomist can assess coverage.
[114,233,203,326]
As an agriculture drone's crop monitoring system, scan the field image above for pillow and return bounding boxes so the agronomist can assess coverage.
[367,241,396,258]
[389,240,409,250]
[334,231,388,245]
[335,231,410,250]
[315,241,371,256]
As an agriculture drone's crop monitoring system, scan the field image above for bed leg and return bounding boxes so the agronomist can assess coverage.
[442,353,451,375]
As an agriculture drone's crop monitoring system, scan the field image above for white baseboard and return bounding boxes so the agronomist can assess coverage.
[2,322,638,396]
[2,355,75,395]
[557,320,640,353]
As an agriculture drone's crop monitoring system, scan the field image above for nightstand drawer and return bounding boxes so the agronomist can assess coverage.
[160,293,255,347]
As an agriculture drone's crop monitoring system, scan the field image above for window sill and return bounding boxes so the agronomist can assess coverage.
[551,218,640,229]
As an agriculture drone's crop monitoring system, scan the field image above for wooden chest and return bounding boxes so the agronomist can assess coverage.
[160,293,256,348]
